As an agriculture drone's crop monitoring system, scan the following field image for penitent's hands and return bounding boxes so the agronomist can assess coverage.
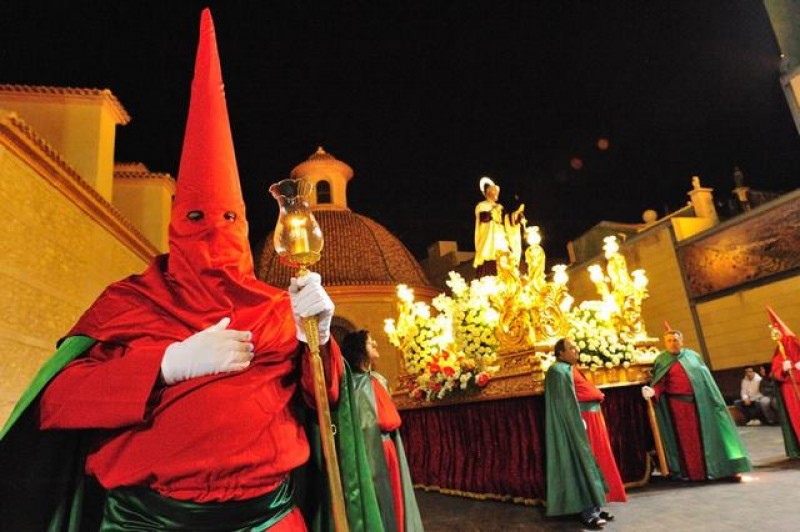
[161,317,254,385]
[289,272,334,345]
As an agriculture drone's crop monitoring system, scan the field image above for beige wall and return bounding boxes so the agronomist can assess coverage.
[0,129,150,426]
[113,177,173,253]
[696,275,800,370]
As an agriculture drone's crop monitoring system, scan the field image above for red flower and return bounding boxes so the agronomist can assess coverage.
[443,366,455,377]
[475,372,490,388]
[431,383,442,392]
[429,362,441,373]
[411,388,425,400]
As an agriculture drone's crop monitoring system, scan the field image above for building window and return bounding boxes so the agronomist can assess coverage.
[317,180,332,204]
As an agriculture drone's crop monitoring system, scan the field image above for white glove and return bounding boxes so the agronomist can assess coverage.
[784,360,793,372]
[289,272,334,345]
[642,386,656,400]
[161,317,254,385]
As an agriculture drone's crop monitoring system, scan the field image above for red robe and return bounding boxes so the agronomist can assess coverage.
[771,336,800,446]
[572,367,627,502]
[373,377,404,532]
[652,361,706,480]
[39,281,343,503]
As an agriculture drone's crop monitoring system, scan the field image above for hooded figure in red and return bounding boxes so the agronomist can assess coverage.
[36,9,339,530]
[768,306,800,458]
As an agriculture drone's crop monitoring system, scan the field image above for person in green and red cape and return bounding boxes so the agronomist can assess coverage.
[341,330,424,532]
[571,354,627,504]
[767,306,800,458]
[641,329,751,481]
[0,8,384,531]
[545,338,613,530]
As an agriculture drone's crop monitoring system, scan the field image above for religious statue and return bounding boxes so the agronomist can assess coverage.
[524,226,547,293]
[473,176,526,277]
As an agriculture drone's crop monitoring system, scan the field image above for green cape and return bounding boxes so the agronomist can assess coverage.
[544,361,606,516]
[0,336,100,531]
[0,337,386,531]
[650,349,751,478]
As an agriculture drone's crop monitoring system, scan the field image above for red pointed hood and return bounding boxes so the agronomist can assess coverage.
[68,9,294,356]
[169,8,253,279]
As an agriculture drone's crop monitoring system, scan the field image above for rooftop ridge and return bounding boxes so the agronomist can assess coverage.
[0,84,131,124]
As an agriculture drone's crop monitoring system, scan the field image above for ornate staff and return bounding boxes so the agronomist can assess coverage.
[270,178,349,532]
[645,396,669,477]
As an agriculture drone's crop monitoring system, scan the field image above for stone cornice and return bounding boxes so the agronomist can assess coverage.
[114,170,176,194]
[0,84,131,125]
[0,111,158,262]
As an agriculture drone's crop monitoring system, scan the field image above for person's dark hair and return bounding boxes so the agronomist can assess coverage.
[342,330,370,372]
[554,338,567,358]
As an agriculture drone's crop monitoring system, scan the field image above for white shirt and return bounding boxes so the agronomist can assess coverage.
[740,374,762,401]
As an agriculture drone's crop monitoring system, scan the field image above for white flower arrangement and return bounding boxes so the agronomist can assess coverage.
[387,273,501,401]
[570,301,640,370]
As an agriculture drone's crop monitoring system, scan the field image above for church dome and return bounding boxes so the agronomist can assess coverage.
[259,147,432,289]
[258,209,431,288]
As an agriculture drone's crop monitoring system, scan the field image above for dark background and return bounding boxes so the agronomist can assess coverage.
[3,0,799,262]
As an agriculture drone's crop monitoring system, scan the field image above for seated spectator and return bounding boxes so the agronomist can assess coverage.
[734,366,776,425]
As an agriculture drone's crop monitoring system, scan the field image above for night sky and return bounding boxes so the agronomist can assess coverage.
[3,1,799,262]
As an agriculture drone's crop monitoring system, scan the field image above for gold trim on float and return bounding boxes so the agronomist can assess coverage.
[411,455,651,507]
[412,484,545,507]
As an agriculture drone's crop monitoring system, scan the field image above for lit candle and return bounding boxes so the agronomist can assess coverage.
[552,264,569,285]
[288,216,310,256]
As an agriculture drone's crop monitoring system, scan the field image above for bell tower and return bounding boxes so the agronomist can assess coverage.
[290,146,354,210]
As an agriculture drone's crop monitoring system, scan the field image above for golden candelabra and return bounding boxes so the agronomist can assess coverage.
[594,236,649,340]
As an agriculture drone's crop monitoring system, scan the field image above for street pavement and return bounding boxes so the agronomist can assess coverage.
[415,424,800,531]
